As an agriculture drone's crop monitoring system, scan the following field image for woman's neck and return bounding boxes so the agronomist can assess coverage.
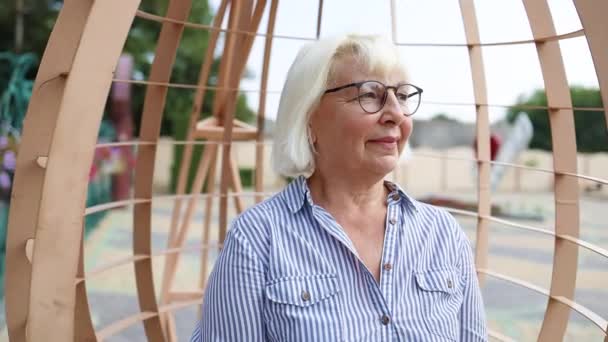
[307,170,388,213]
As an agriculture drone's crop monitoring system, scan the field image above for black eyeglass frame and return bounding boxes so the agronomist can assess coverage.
[324,81,424,116]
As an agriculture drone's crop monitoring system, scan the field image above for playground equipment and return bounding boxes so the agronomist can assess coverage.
[4,1,608,341]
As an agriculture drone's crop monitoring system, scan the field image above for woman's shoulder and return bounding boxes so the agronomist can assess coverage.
[225,188,295,264]
[409,199,468,241]
[229,187,293,237]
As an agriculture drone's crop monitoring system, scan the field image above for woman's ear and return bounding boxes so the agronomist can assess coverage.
[307,124,317,145]
[306,112,319,155]
[307,110,318,144]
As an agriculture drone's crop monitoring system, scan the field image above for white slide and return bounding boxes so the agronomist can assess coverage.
[490,112,534,191]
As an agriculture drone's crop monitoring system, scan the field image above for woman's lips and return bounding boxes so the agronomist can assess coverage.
[369,137,398,143]
[368,137,399,149]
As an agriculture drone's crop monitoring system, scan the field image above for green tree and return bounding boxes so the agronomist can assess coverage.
[506,87,607,152]
[125,0,255,136]
[431,112,458,122]
[0,0,60,55]
[1,0,255,134]
[122,1,257,192]
[1,0,257,192]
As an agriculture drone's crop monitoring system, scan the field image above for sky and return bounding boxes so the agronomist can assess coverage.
[208,0,599,123]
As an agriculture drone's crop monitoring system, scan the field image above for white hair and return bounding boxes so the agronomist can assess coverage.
[271,34,407,177]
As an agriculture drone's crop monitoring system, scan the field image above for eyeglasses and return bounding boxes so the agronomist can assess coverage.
[324,80,423,116]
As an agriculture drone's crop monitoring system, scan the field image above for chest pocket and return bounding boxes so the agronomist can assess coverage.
[265,274,342,341]
[415,269,463,341]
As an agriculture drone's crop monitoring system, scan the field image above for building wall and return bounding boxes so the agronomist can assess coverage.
[154,138,608,196]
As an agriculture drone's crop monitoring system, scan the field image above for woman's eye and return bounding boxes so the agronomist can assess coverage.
[397,93,409,101]
[360,92,377,99]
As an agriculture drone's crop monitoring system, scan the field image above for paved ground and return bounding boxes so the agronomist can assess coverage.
[1,188,606,341]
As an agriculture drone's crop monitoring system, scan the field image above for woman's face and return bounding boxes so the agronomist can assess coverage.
[309,56,413,179]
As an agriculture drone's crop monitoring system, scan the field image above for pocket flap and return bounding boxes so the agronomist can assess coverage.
[266,275,339,307]
[415,269,458,294]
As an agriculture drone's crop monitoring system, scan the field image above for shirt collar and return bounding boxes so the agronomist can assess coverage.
[383,178,419,214]
[282,175,419,214]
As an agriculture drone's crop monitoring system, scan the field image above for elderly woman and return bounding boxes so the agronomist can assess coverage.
[191,34,486,341]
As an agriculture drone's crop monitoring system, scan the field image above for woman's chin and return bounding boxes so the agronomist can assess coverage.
[367,156,398,176]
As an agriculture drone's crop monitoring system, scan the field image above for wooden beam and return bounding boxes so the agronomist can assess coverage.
[522,1,580,340]
[458,0,491,285]
[133,0,194,339]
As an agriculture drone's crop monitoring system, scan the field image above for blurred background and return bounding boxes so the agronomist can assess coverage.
[0,0,606,341]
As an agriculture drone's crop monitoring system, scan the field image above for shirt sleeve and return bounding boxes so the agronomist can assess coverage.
[456,226,488,342]
[190,219,267,341]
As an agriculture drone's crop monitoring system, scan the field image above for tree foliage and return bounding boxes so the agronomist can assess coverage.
[506,87,607,152]
[0,0,59,55]
[1,0,255,135]
[122,0,256,135]
[1,0,258,192]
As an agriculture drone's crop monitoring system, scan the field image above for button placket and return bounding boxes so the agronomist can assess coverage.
[378,203,399,319]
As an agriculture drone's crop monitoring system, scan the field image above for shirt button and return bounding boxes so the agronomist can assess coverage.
[391,194,400,201]
[383,263,392,271]
[447,279,453,289]
[301,290,311,302]
[389,217,397,225]
[381,315,391,325]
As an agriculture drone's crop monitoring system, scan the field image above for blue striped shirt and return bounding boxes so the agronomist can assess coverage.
[191,176,487,341]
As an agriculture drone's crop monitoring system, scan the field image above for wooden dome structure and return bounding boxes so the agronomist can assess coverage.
[4,0,608,341]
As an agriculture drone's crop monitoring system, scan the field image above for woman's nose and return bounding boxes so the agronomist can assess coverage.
[380,90,405,125]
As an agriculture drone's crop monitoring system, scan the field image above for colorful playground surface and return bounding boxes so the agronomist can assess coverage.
[1,189,606,341]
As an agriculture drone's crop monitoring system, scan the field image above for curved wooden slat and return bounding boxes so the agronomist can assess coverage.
[75,255,149,284]
[523,2,581,340]
[4,2,93,340]
[135,8,584,47]
[488,330,517,342]
[111,78,606,113]
[84,198,608,265]
[574,0,608,128]
[96,141,155,148]
[95,299,203,340]
[554,234,608,260]
[165,0,228,277]
[75,238,96,341]
[411,152,608,185]
[555,171,608,186]
[478,213,556,237]
[423,99,604,112]
[478,268,608,334]
[158,299,203,314]
[75,242,222,284]
[112,78,283,93]
[458,0,492,284]
[95,139,274,149]
[153,191,274,202]
[167,290,204,302]
[443,208,608,260]
[5,0,140,340]
[84,198,150,216]
[133,0,195,339]
[216,0,263,244]
[135,9,316,42]
[254,0,279,204]
[158,4,229,335]
[96,311,157,340]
